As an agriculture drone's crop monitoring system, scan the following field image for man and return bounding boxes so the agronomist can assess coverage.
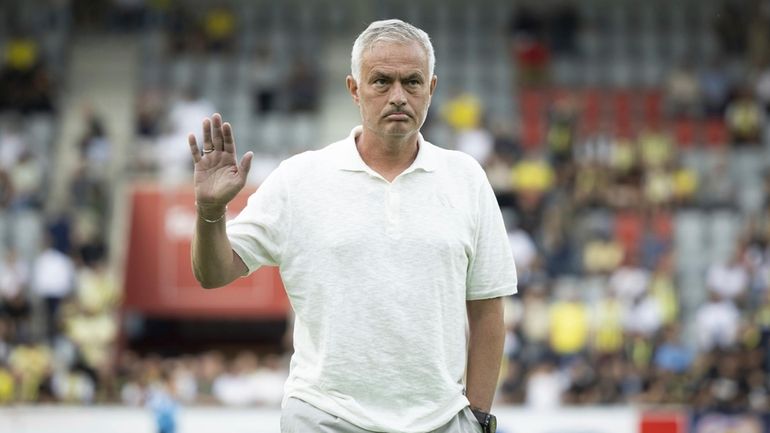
[188,19,516,433]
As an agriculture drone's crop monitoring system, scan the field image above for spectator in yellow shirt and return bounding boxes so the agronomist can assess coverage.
[549,286,589,362]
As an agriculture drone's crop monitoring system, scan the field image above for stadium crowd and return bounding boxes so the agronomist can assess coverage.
[0,0,769,415]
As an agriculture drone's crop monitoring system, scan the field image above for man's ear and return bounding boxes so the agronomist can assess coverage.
[346,75,360,104]
[429,75,437,96]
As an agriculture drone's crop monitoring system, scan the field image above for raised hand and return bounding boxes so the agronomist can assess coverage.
[188,113,253,217]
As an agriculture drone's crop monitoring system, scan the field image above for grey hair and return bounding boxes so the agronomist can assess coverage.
[350,19,435,83]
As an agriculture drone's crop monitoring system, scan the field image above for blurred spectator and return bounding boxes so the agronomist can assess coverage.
[0,117,27,170]
[700,153,736,209]
[8,341,53,402]
[8,149,44,211]
[573,161,611,208]
[607,137,642,209]
[700,59,732,118]
[590,289,624,355]
[146,369,179,433]
[47,211,75,258]
[525,360,564,408]
[166,4,199,53]
[0,35,55,113]
[167,357,197,405]
[499,358,525,404]
[609,254,650,306]
[0,354,13,403]
[79,112,112,177]
[196,351,225,404]
[202,5,236,53]
[492,120,521,161]
[62,301,118,382]
[160,88,216,183]
[671,160,698,207]
[582,232,624,275]
[136,89,164,138]
[286,60,320,113]
[70,166,109,219]
[510,151,555,201]
[549,285,589,363]
[485,153,515,206]
[695,292,741,351]
[747,0,770,68]
[546,95,577,169]
[168,87,215,143]
[725,87,762,144]
[756,62,770,115]
[251,354,288,406]
[508,5,550,87]
[623,292,664,338]
[441,92,482,132]
[643,166,674,208]
[638,126,674,170]
[519,284,550,365]
[456,127,494,166]
[0,248,31,339]
[665,61,701,118]
[213,351,261,406]
[251,47,281,114]
[510,151,553,233]
[507,222,538,286]
[76,256,119,314]
[563,356,599,404]
[653,325,693,374]
[31,237,76,339]
[0,169,12,210]
[648,254,679,326]
[707,247,750,302]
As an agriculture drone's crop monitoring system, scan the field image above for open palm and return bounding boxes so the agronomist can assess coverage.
[188,113,253,209]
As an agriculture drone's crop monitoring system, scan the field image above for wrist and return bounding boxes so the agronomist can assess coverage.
[196,202,227,223]
[470,407,496,433]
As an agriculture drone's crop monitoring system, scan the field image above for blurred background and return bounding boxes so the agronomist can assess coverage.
[0,0,769,432]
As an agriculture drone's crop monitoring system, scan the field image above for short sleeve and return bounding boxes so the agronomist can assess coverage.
[466,174,518,300]
[226,163,290,274]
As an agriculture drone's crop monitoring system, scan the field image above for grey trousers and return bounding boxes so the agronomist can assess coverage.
[281,397,482,433]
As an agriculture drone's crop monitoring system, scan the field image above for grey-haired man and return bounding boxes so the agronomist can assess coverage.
[188,19,516,433]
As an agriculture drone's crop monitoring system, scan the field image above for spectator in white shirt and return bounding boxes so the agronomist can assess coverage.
[694,292,741,351]
[707,248,749,302]
[31,237,76,339]
[609,253,650,305]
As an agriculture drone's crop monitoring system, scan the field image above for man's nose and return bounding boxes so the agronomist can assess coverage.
[388,83,407,106]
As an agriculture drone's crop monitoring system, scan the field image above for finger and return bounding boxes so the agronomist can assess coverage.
[222,122,235,154]
[202,117,213,152]
[212,113,224,151]
[188,133,202,164]
[239,151,253,181]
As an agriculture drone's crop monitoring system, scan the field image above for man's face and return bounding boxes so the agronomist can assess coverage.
[347,41,437,140]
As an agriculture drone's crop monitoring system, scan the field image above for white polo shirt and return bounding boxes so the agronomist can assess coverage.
[227,126,517,432]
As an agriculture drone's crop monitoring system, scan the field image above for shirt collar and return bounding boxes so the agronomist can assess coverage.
[336,125,437,174]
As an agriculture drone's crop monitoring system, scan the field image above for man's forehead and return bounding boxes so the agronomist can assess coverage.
[361,41,429,72]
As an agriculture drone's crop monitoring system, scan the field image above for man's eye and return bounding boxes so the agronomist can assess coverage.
[374,79,388,86]
[408,80,421,86]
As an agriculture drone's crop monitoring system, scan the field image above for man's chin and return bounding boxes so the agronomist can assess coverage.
[382,124,415,137]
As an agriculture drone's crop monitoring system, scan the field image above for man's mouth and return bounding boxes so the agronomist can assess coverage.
[385,112,410,120]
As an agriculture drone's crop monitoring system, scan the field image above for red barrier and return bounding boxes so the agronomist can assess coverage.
[122,184,289,319]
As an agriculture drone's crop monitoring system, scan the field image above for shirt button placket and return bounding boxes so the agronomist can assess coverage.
[386,184,401,238]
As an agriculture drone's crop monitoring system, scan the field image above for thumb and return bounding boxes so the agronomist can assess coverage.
[239,151,254,181]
